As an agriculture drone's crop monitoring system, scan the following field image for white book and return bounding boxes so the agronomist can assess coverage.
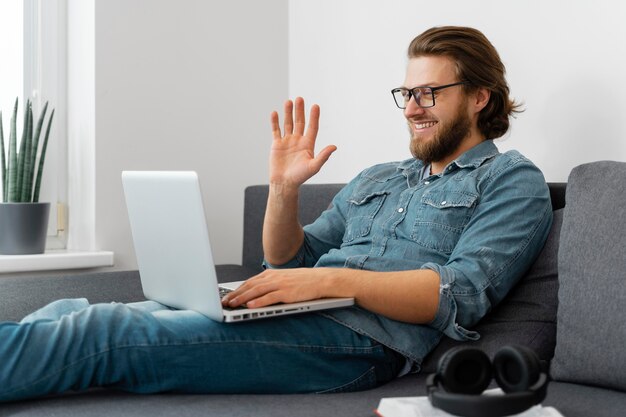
[375,389,564,417]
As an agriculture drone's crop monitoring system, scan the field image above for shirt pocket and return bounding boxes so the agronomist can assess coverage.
[411,190,478,254]
[343,191,388,243]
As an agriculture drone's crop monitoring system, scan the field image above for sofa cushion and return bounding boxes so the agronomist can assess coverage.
[4,372,624,417]
[0,271,146,322]
[551,161,626,391]
[421,208,562,373]
[0,266,258,323]
[0,372,429,417]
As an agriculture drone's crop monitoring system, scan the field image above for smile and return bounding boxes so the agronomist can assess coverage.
[413,121,438,130]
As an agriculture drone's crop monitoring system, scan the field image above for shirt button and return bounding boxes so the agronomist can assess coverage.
[424,181,430,185]
[397,207,404,213]
[441,201,447,205]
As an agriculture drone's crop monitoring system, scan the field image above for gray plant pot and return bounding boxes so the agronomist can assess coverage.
[0,202,50,255]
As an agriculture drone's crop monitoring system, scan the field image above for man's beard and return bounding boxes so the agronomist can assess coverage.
[409,103,472,164]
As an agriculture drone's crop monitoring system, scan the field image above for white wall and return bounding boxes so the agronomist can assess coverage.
[288,0,626,184]
[71,0,626,271]
[92,0,288,269]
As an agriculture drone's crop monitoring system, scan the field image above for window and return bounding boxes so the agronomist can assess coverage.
[0,0,67,249]
[0,3,23,131]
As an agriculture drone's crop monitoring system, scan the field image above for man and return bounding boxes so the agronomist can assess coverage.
[0,26,551,402]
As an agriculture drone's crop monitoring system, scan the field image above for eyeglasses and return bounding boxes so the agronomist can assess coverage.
[391,81,468,109]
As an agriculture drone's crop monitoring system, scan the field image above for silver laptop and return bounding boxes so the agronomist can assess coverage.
[122,171,354,322]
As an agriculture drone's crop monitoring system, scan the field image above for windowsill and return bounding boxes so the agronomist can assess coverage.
[0,250,114,274]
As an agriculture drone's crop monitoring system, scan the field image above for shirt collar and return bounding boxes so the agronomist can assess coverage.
[397,139,500,177]
[452,139,500,169]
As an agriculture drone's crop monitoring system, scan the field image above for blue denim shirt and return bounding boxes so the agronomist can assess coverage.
[266,140,553,370]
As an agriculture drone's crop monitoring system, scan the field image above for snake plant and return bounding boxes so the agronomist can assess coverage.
[0,98,55,203]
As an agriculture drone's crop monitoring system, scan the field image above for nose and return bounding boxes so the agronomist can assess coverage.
[404,95,425,118]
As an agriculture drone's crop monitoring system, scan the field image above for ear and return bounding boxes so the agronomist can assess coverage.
[470,87,490,114]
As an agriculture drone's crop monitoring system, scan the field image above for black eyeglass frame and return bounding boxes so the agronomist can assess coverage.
[391,81,469,109]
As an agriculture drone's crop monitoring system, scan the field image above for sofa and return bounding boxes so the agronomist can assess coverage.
[1,160,625,417]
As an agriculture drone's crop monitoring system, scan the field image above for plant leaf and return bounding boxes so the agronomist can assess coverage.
[7,98,18,202]
[27,102,49,203]
[21,104,34,202]
[33,109,54,203]
[15,101,31,202]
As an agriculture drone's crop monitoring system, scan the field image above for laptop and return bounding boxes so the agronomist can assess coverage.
[121,171,354,322]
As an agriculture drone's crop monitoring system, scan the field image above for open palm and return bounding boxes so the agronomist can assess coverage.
[269,97,336,187]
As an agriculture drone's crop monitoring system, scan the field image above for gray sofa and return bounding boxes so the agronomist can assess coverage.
[1,160,625,417]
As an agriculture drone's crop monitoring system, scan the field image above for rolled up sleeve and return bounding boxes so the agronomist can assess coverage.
[422,156,553,341]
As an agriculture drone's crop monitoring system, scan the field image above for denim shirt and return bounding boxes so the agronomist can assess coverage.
[266,140,553,370]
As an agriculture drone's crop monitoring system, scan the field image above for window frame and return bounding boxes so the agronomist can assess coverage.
[23,0,68,249]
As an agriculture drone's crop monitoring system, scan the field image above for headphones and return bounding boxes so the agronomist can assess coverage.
[426,345,548,417]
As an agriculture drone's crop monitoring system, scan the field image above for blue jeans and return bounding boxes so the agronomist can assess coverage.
[0,299,402,402]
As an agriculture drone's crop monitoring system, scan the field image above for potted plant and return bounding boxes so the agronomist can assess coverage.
[0,98,55,255]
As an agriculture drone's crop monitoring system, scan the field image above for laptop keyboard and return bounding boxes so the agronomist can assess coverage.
[219,286,247,310]
[219,286,233,299]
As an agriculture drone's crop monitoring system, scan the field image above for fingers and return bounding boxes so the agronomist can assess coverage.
[272,98,318,140]
[319,144,337,160]
[294,97,306,136]
[270,111,281,140]
[283,100,294,135]
[311,145,337,174]
[222,278,277,308]
[304,104,320,139]
[231,286,282,309]
[221,272,300,309]
[245,293,281,309]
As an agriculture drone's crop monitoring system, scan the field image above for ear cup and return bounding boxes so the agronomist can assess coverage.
[429,346,547,417]
[493,345,541,393]
[437,346,492,395]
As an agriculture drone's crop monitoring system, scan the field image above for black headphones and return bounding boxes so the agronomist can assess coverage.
[426,345,548,417]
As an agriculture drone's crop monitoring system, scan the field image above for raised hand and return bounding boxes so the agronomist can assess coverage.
[269,97,337,188]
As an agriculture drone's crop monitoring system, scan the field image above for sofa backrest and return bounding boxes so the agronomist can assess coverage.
[548,182,566,210]
[242,182,566,271]
[242,184,345,271]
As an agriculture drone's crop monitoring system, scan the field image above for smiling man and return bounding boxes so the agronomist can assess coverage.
[0,26,552,401]
[222,25,552,378]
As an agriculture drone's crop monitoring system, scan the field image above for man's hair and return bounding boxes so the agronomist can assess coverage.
[408,26,522,140]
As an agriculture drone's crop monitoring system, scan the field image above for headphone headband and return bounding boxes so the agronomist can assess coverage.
[428,373,547,417]
[426,345,549,417]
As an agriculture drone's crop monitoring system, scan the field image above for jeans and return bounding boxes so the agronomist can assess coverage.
[0,299,402,402]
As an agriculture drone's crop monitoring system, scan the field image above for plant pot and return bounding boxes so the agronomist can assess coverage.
[0,202,50,255]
